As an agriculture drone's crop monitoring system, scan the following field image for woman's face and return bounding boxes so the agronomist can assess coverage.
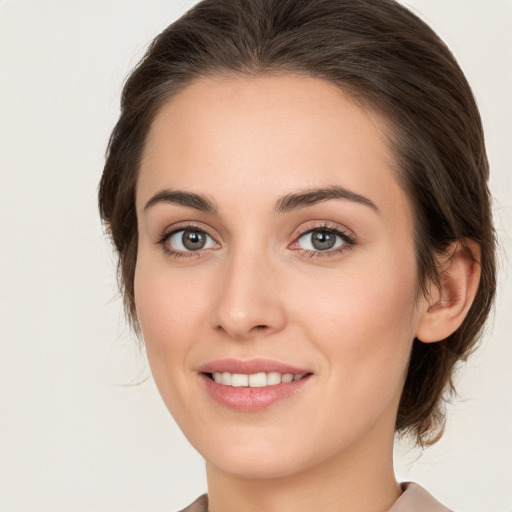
[134,74,427,478]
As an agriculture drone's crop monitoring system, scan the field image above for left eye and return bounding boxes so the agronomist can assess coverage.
[296,229,347,251]
[167,229,217,252]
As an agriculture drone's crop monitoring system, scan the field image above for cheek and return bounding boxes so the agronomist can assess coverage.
[134,252,208,343]
[293,249,420,412]
[133,256,209,406]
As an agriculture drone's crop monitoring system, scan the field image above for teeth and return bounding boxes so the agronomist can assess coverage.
[248,372,267,387]
[231,373,249,387]
[267,371,281,385]
[211,371,306,387]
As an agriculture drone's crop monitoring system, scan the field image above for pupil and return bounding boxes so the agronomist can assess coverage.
[312,231,335,250]
[183,230,205,250]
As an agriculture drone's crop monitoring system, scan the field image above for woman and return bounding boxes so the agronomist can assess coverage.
[98,0,496,510]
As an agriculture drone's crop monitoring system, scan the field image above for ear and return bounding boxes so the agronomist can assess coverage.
[416,239,481,343]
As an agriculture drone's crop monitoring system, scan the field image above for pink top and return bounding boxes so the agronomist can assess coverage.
[178,482,452,511]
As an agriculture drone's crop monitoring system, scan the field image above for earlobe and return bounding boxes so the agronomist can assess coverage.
[416,239,481,343]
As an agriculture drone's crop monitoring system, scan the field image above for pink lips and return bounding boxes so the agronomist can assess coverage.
[197,358,313,412]
[198,358,311,375]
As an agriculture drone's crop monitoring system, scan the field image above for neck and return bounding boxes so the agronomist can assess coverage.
[205,425,401,512]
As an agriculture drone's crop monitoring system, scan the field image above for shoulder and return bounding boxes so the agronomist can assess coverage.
[177,493,208,512]
[389,482,453,512]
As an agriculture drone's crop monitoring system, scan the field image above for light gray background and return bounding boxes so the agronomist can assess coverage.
[0,1,511,510]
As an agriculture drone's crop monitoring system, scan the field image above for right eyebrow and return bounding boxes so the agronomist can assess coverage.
[144,190,218,214]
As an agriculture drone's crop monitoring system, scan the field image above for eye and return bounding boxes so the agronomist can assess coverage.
[298,230,342,251]
[293,225,355,257]
[161,226,218,257]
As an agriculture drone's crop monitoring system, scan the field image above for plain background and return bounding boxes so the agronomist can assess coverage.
[0,1,511,510]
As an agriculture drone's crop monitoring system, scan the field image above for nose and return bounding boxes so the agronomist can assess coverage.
[211,246,286,340]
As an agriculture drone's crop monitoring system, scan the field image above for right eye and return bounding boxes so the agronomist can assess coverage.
[159,225,219,258]
[165,228,218,253]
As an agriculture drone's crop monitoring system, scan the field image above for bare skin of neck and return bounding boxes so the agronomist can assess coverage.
[205,417,402,512]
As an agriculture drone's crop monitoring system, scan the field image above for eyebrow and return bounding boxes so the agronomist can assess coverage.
[144,189,218,213]
[276,185,378,214]
[143,185,379,215]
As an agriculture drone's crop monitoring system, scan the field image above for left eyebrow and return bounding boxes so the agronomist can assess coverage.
[275,185,379,214]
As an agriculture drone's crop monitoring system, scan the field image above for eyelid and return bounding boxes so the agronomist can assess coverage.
[158,221,218,243]
[291,220,355,244]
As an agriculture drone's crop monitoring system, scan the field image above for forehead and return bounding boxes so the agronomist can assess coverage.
[137,73,409,223]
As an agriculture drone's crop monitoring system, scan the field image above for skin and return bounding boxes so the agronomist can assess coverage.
[133,74,477,512]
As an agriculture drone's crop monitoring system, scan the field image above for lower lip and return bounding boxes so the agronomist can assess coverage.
[200,373,312,412]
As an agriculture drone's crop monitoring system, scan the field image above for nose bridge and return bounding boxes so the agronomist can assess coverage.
[212,239,285,339]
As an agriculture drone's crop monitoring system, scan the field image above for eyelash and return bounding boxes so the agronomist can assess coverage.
[292,222,356,258]
[157,222,356,260]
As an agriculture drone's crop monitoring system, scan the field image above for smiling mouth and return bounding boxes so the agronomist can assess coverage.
[206,371,310,387]
[201,367,313,411]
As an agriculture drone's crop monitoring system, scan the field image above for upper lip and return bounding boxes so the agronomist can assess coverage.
[197,358,312,375]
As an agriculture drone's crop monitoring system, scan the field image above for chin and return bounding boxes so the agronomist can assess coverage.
[200,436,322,480]
[208,454,305,480]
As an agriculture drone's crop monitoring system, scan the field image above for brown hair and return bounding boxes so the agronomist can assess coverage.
[98,0,496,445]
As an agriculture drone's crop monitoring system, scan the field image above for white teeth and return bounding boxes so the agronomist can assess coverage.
[231,373,249,387]
[267,371,281,385]
[248,372,267,387]
[210,371,307,387]
[221,372,232,385]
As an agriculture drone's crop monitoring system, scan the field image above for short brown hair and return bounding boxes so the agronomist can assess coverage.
[98,0,496,445]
